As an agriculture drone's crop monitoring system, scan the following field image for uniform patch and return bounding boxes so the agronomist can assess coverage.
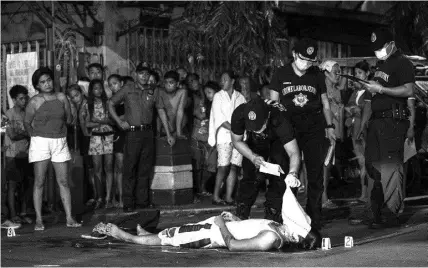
[307,47,314,55]
[292,93,309,107]
[248,111,257,120]
[371,32,376,43]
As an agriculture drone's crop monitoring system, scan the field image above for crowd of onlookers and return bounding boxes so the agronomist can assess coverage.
[2,58,428,230]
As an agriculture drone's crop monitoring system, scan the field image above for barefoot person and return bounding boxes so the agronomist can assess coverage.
[24,67,81,231]
[98,211,321,251]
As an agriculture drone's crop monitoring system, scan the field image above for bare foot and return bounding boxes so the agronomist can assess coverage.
[105,223,122,239]
[136,224,151,236]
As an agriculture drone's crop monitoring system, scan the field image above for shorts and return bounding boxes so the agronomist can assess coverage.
[216,143,243,167]
[29,137,71,163]
[158,217,223,248]
[5,157,33,183]
[89,134,114,156]
[113,133,125,154]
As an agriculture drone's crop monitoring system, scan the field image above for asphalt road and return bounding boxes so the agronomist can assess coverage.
[2,208,428,267]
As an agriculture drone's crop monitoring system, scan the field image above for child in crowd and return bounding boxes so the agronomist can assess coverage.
[66,84,95,206]
[108,74,125,208]
[4,85,32,224]
[81,79,114,209]
[191,81,221,196]
[87,63,112,98]
[157,71,188,146]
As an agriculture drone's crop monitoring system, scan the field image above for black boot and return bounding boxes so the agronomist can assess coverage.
[264,206,283,224]
[369,181,384,229]
[236,203,251,220]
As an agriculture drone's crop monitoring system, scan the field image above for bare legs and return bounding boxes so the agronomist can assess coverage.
[113,152,124,208]
[213,166,230,203]
[92,154,114,208]
[33,159,79,230]
[107,223,161,246]
[224,165,238,203]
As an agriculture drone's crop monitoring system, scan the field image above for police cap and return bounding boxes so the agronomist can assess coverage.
[293,38,318,62]
[244,97,270,132]
[370,28,394,51]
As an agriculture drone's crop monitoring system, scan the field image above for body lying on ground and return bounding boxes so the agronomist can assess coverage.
[96,211,321,251]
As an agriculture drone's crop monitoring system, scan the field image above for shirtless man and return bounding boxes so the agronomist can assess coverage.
[157,71,188,146]
[98,211,321,251]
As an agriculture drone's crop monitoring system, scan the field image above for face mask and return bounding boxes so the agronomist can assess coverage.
[375,43,392,60]
[294,57,310,71]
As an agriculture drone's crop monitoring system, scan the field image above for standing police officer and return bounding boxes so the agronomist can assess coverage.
[231,96,301,222]
[269,39,335,231]
[356,28,415,228]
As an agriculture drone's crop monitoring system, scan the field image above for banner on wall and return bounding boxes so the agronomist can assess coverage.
[6,52,39,108]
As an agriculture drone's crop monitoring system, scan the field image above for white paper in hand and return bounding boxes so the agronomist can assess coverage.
[404,138,417,163]
[259,161,282,177]
[282,186,312,241]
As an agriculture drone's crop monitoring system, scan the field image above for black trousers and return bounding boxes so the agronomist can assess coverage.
[122,130,155,208]
[236,139,289,221]
[291,112,329,231]
[365,117,408,218]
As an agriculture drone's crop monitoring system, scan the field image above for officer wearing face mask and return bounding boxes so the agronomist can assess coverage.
[231,96,301,222]
[354,28,415,229]
[269,38,335,232]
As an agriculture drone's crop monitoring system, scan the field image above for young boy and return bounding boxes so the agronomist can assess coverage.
[4,85,32,224]
[157,71,188,146]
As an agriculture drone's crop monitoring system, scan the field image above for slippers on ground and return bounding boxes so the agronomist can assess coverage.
[21,216,33,224]
[212,200,227,206]
[66,222,82,228]
[200,192,212,197]
[224,200,235,206]
[34,223,45,231]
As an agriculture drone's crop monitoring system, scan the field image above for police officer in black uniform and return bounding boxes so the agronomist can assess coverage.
[269,39,336,231]
[356,28,415,228]
[231,96,301,222]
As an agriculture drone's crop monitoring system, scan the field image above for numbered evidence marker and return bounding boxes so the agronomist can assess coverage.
[344,236,354,248]
[321,238,331,250]
[7,228,16,237]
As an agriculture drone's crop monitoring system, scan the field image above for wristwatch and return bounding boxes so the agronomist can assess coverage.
[288,171,299,178]
[326,124,335,129]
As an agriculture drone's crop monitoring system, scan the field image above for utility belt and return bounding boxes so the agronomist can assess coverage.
[127,124,153,132]
[372,104,409,121]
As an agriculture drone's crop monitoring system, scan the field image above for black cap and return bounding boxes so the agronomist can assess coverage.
[136,62,150,73]
[370,28,394,51]
[244,97,270,132]
[293,38,318,62]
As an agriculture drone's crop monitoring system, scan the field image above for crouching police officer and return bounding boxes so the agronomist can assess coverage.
[355,28,415,228]
[231,96,301,222]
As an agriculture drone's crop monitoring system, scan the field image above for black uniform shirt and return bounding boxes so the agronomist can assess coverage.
[231,102,295,147]
[269,64,327,115]
[364,51,415,112]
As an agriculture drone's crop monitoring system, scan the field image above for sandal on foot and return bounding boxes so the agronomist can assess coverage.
[21,216,33,224]
[11,216,22,224]
[322,199,339,209]
[66,222,82,228]
[34,222,45,231]
[212,200,227,206]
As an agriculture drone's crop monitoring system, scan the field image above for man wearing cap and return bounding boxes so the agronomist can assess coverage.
[354,28,415,228]
[269,38,335,231]
[231,96,301,222]
[108,64,160,212]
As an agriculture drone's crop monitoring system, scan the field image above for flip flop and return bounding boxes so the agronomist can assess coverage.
[66,222,82,228]
[11,216,22,224]
[212,200,227,206]
[34,222,45,231]
[21,216,33,224]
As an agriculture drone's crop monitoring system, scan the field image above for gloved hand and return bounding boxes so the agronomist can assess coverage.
[284,173,301,188]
